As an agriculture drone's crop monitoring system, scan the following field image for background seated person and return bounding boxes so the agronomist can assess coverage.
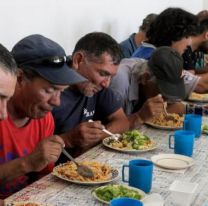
[0,34,86,199]
[110,47,197,120]
[120,13,157,58]
[183,14,208,73]
[132,7,198,60]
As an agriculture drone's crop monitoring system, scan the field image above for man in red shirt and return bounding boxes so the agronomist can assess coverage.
[0,34,86,198]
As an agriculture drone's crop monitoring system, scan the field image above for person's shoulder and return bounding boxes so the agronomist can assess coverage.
[120,33,135,46]
[120,57,146,68]
[97,88,123,107]
[97,88,118,98]
[141,42,156,49]
[132,43,155,59]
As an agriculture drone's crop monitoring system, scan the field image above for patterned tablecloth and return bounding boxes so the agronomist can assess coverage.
[5,120,208,206]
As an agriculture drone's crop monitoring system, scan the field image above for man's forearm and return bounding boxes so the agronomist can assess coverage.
[0,157,32,183]
[166,102,186,114]
[195,73,208,93]
[127,112,144,130]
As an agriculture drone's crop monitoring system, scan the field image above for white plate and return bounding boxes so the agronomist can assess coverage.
[103,136,157,153]
[151,154,194,170]
[188,92,208,103]
[92,184,146,204]
[145,122,182,130]
[52,165,119,185]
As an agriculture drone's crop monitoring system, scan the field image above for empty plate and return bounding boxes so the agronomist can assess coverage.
[151,154,194,170]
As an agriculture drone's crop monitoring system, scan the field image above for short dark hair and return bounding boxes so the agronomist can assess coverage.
[72,32,122,65]
[20,67,41,80]
[197,10,208,21]
[147,8,199,47]
[139,13,158,32]
[0,43,17,75]
[198,18,208,33]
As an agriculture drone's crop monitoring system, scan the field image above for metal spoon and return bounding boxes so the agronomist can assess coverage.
[62,148,94,178]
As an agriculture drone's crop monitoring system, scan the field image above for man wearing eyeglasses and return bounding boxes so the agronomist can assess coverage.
[52,32,130,159]
[0,34,86,198]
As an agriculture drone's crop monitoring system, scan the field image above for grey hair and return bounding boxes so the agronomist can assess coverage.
[0,44,17,76]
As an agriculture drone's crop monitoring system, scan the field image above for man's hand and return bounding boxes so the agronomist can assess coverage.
[25,135,64,172]
[137,94,164,122]
[63,121,104,149]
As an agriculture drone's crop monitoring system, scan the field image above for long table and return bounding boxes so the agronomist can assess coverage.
[5,123,208,206]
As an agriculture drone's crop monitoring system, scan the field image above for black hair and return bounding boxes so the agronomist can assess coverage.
[72,32,122,65]
[146,8,199,47]
[21,67,40,80]
[198,18,208,33]
[139,13,158,32]
[0,43,17,75]
[197,10,208,21]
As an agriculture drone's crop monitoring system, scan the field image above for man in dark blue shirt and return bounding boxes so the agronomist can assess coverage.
[53,32,130,158]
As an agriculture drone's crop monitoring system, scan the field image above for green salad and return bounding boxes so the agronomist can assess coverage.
[95,184,142,202]
[202,124,208,134]
[108,130,153,150]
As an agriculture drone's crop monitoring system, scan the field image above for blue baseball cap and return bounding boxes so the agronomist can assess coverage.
[11,34,87,85]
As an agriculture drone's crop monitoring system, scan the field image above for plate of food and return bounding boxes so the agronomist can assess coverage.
[52,161,119,185]
[103,130,157,153]
[146,113,183,130]
[6,202,52,206]
[92,184,145,204]
[151,154,194,170]
[188,92,208,102]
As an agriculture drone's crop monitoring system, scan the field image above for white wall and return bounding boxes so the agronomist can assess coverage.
[204,0,208,8]
[0,0,206,54]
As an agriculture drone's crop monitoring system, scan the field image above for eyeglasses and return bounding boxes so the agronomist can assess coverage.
[19,56,72,67]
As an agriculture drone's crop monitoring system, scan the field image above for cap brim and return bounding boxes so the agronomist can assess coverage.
[26,64,87,85]
[157,79,186,100]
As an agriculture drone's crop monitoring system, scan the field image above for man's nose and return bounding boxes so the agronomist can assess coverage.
[101,76,111,88]
[49,91,61,107]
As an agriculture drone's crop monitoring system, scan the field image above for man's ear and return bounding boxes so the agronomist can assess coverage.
[16,69,26,87]
[140,71,151,85]
[205,31,208,40]
[72,52,85,71]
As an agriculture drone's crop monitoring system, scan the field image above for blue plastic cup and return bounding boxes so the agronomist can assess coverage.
[122,159,153,193]
[110,197,143,206]
[169,130,195,157]
[183,114,202,138]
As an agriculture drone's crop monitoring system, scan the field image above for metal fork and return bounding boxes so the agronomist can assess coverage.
[88,119,120,140]
[163,102,175,121]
